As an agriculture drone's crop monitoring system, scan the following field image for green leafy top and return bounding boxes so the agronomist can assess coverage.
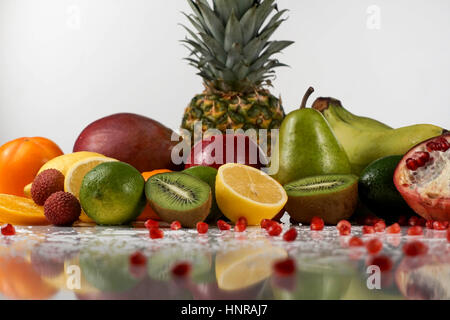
[182,0,293,93]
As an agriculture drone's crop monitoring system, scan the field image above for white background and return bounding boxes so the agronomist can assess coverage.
[0,0,449,152]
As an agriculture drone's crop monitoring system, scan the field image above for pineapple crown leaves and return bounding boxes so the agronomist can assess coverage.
[181,0,293,93]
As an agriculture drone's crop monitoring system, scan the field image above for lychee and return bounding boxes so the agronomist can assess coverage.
[44,191,81,226]
[31,169,65,205]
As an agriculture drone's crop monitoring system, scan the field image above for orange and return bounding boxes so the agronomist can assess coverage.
[136,169,172,221]
[0,194,50,225]
[0,137,63,196]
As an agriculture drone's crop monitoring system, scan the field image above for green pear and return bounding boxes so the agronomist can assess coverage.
[271,88,352,185]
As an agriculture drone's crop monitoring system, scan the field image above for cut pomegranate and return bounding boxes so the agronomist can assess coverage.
[170,221,182,230]
[366,238,383,255]
[362,225,375,235]
[374,220,386,232]
[368,255,393,272]
[349,236,364,247]
[386,223,401,234]
[407,226,423,236]
[196,222,209,234]
[217,220,231,231]
[394,133,450,222]
[234,222,247,233]
[273,258,296,277]
[432,221,448,230]
[403,241,428,257]
[267,223,282,236]
[283,228,298,242]
[1,224,15,236]
[129,251,147,266]
[310,217,324,231]
[171,262,192,278]
[144,219,159,230]
[337,220,351,236]
[149,228,164,239]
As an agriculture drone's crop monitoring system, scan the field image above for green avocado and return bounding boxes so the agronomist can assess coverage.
[359,155,414,219]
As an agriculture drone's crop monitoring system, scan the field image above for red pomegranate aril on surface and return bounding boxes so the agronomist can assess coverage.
[310,217,324,231]
[426,220,434,229]
[349,236,364,247]
[398,216,408,226]
[374,220,386,232]
[362,225,375,235]
[447,229,450,242]
[170,221,182,230]
[197,222,209,234]
[144,219,159,230]
[337,220,352,236]
[403,241,428,257]
[417,218,426,227]
[386,223,401,234]
[235,222,247,233]
[407,226,423,236]
[171,262,192,278]
[283,228,298,242]
[1,224,15,236]
[217,220,231,231]
[129,251,147,266]
[267,223,282,236]
[366,238,383,255]
[408,216,419,226]
[237,217,248,227]
[149,228,164,239]
[260,219,273,229]
[368,255,393,273]
[433,221,448,231]
[273,258,296,277]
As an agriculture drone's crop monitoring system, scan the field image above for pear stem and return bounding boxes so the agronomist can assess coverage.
[300,87,315,109]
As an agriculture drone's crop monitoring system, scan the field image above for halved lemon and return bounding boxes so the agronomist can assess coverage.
[0,194,50,225]
[215,163,288,225]
[215,245,287,291]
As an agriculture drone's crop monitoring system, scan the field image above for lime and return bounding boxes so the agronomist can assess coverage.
[80,162,146,225]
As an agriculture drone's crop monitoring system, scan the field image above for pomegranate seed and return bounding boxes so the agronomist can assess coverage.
[144,219,159,230]
[426,141,439,152]
[414,151,430,167]
[433,221,448,231]
[362,225,375,235]
[408,216,419,226]
[283,228,298,242]
[310,217,324,231]
[1,224,15,236]
[368,255,393,272]
[403,241,428,257]
[196,222,209,234]
[129,251,147,266]
[171,262,192,278]
[349,236,364,247]
[374,220,386,232]
[398,216,408,226]
[217,220,231,231]
[260,219,273,229]
[170,221,182,230]
[386,223,401,234]
[235,222,247,233]
[237,217,248,227]
[337,220,352,236]
[447,229,450,243]
[407,226,423,236]
[149,228,164,239]
[417,218,426,227]
[406,158,419,171]
[426,220,434,229]
[267,223,282,236]
[366,238,383,255]
[363,215,378,226]
[273,258,296,276]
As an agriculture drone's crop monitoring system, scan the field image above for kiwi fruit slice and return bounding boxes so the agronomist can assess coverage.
[145,172,212,228]
[284,174,358,224]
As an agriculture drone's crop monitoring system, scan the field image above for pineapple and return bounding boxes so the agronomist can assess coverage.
[181,0,293,150]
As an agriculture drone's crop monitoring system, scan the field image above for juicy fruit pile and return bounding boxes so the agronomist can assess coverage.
[180,0,292,148]
[394,133,450,221]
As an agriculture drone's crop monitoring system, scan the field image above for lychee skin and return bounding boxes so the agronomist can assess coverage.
[31,169,65,205]
[44,192,81,226]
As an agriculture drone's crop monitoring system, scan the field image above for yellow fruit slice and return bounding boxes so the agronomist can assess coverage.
[0,194,50,225]
[215,163,288,225]
[215,245,287,291]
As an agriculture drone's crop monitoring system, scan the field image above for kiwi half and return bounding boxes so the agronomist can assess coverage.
[284,174,358,224]
[145,172,212,228]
